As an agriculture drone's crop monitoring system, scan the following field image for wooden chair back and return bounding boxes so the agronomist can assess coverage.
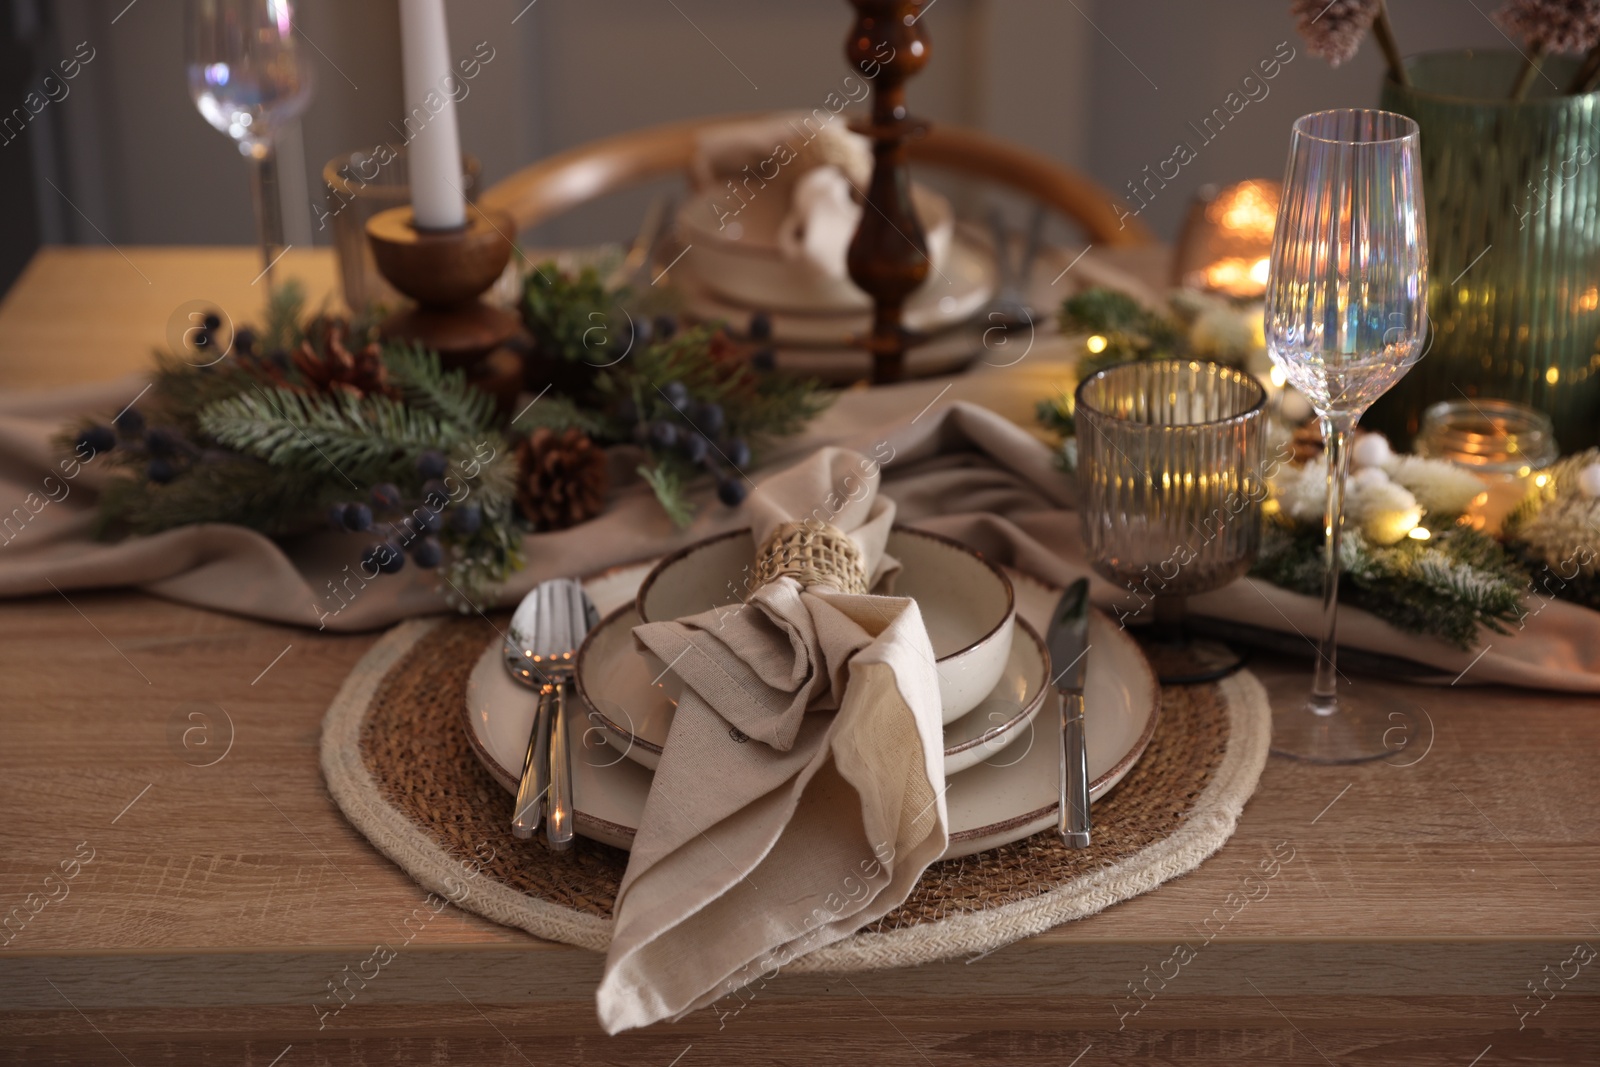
[479,113,1154,246]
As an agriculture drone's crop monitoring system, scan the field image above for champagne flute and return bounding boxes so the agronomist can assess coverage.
[1263,109,1427,763]
[185,0,314,289]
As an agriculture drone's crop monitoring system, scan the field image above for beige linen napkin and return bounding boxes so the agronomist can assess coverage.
[596,448,947,1033]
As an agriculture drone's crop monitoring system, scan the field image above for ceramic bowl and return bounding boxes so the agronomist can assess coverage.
[674,181,954,314]
[636,527,1016,723]
[574,606,1046,774]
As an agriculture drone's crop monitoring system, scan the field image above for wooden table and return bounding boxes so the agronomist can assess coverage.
[1,249,1597,1065]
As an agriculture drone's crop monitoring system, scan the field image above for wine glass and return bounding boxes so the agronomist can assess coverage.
[1076,359,1267,684]
[185,0,314,288]
[1263,109,1428,762]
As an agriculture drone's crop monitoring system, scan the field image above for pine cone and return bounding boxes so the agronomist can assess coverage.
[516,428,609,531]
[289,320,395,398]
[1290,420,1326,464]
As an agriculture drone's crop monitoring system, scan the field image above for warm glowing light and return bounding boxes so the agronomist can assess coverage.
[1517,465,1533,477]
[1206,181,1278,241]
[1546,366,1560,384]
[1200,257,1271,299]
[1269,365,1288,388]
[1579,286,1600,312]
[1086,334,1108,354]
[1534,473,1550,487]
[1408,526,1431,540]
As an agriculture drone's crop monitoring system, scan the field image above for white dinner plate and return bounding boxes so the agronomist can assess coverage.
[674,228,997,345]
[568,607,1048,775]
[462,564,1160,859]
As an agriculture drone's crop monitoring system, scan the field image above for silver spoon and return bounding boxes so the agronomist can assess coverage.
[504,578,599,849]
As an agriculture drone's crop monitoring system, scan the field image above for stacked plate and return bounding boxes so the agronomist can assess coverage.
[463,530,1160,859]
[665,183,999,383]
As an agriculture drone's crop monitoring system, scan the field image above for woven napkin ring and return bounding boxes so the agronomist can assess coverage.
[753,521,870,595]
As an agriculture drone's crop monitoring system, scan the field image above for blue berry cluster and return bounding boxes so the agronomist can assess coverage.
[747,310,776,372]
[74,407,200,485]
[623,380,751,506]
[328,449,481,575]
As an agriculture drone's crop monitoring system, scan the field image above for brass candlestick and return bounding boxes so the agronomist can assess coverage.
[365,205,523,408]
[845,0,931,385]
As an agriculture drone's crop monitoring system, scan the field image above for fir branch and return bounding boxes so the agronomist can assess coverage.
[637,462,697,528]
[441,518,525,612]
[93,458,344,538]
[1253,524,1527,649]
[197,386,469,481]
[143,351,270,436]
[382,343,497,433]
[260,278,308,356]
[521,261,629,366]
[600,325,829,449]
[1036,392,1076,439]
[510,393,611,437]
[1058,287,1186,377]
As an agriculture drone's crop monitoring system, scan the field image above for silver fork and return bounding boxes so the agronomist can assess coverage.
[503,578,599,849]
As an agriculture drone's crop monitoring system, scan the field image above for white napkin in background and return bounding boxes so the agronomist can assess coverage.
[596,448,948,1033]
[776,166,864,280]
[689,112,873,193]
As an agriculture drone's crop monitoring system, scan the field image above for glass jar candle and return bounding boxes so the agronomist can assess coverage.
[1415,398,1559,531]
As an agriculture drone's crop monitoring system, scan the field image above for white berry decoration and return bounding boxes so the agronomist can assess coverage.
[1578,462,1600,499]
[1351,432,1394,470]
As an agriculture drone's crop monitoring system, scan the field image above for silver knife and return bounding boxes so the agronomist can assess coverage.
[1045,578,1092,848]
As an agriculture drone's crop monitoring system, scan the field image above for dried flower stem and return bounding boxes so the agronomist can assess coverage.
[1568,43,1600,93]
[1372,1,1410,86]
[1511,45,1547,100]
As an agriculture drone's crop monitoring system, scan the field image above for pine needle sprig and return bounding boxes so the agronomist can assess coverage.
[603,325,829,445]
[382,342,497,433]
[91,456,344,538]
[522,261,629,366]
[510,393,611,437]
[1253,523,1528,648]
[637,462,697,528]
[1058,289,1185,377]
[198,386,470,482]
[260,278,309,357]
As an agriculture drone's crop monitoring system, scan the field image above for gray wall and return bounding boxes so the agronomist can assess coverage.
[8,0,1510,281]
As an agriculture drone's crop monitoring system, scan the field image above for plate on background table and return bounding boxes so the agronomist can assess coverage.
[462,563,1160,859]
[673,228,997,345]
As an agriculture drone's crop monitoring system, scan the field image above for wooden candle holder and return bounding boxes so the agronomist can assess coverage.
[365,205,523,407]
[845,0,932,385]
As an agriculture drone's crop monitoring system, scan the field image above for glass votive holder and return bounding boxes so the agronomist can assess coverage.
[322,148,481,315]
[1075,359,1267,683]
[1415,398,1560,532]
[1414,398,1559,477]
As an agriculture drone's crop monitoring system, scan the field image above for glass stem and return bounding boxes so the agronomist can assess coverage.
[1311,413,1356,713]
[248,142,285,289]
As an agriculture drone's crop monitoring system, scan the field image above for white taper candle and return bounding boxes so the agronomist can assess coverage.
[397,0,466,229]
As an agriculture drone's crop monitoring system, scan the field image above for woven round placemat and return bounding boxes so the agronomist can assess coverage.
[321,614,1270,972]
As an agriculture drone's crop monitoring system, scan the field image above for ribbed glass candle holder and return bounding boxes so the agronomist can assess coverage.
[1075,360,1267,614]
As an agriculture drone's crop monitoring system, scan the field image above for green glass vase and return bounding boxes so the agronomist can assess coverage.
[1367,50,1600,451]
